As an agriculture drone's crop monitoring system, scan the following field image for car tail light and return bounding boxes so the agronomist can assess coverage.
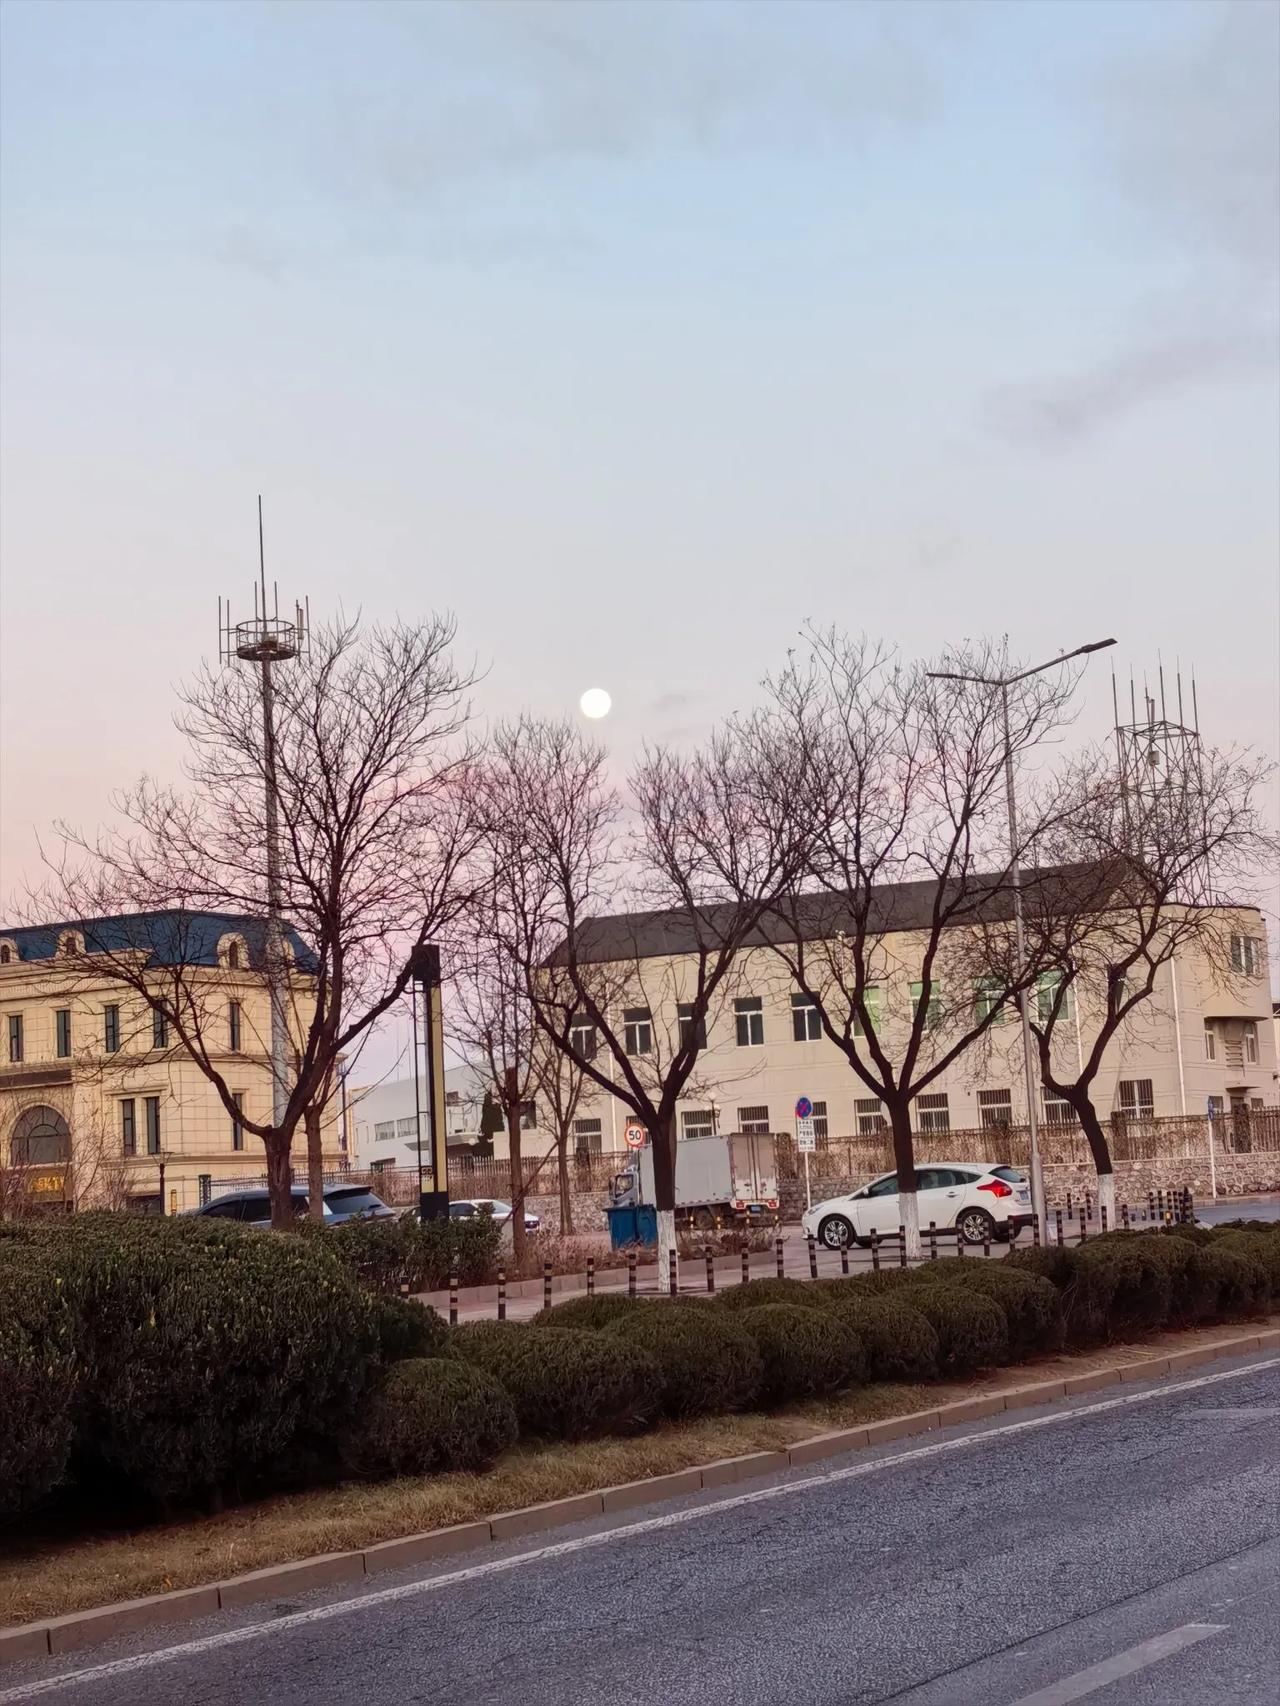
[978,1179,1013,1198]
[767,1199,778,1210]
[734,1199,746,1210]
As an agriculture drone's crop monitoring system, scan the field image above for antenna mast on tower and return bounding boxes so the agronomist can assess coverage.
[217,501,312,1139]
[1112,659,1209,899]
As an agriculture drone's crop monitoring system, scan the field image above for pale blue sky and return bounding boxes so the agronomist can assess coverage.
[2,0,1277,915]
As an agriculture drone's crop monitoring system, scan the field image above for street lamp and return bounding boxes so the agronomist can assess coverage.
[928,638,1116,1235]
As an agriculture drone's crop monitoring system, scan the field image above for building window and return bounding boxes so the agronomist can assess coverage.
[977,1088,1013,1129]
[812,1100,829,1144]
[226,941,243,970]
[144,1095,161,1155]
[10,1105,71,1165]
[910,981,942,1030]
[915,1092,950,1133]
[374,1120,396,1143]
[856,1096,886,1135]
[520,1099,537,1130]
[228,1000,242,1052]
[681,1107,716,1140]
[59,932,79,957]
[1118,1079,1154,1120]
[7,1014,22,1064]
[853,987,881,1037]
[573,1117,603,1158]
[0,943,12,964]
[1207,1096,1224,1118]
[120,1099,137,1157]
[974,980,1006,1024]
[734,997,764,1047]
[1230,935,1261,977]
[1043,1089,1075,1126]
[737,1104,770,1135]
[1204,1023,1216,1062]
[55,1008,71,1058]
[1244,1021,1259,1065]
[677,1002,706,1049]
[152,1008,169,1049]
[396,1116,418,1139]
[1036,973,1075,1025]
[103,1004,121,1054]
[623,1007,652,1056]
[231,1091,245,1151]
[569,1019,597,1060]
[791,992,821,1042]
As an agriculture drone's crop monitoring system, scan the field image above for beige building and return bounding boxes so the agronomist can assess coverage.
[0,912,344,1214]
[523,892,1277,1160]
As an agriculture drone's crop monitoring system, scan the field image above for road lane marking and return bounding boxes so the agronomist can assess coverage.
[2,1355,1275,1702]
[1007,1622,1227,1704]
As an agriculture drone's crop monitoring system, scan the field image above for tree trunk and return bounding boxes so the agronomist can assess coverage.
[557,1137,574,1236]
[1072,1094,1114,1220]
[305,1104,326,1222]
[265,1135,295,1229]
[651,1114,677,1288]
[887,1101,920,1259]
[505,1070,527,1266]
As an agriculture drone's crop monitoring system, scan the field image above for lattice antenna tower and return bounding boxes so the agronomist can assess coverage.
[1111,659,1209,898]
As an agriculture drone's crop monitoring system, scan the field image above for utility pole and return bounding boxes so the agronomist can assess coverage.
[218,500,310,1184]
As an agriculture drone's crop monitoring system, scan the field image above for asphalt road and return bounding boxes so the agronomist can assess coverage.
[4,1353,1277,1706]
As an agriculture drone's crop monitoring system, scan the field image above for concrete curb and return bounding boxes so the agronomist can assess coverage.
[4,1325,1276,1667]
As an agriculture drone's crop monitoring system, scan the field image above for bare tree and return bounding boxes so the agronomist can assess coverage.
[30,617,480,1227]
[710,633,1082,1255]
[997,741,1276,1221]
[477,716,806,1279]
[528,1035,590,1235]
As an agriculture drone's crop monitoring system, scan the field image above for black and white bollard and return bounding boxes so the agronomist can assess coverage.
[543,1258,553,1312]
[627,1249,637,1299]
[586,1255,595,1297]
[705,1246,715,1294]
[497,1264,507,1322]
[448,1267,459,1328]
[807,1235,818,1280]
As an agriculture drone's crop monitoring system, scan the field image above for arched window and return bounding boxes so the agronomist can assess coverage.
[219,935,247,971]
[9,1105,71,1166]
[59,931,81,958]
[0,941,14,965]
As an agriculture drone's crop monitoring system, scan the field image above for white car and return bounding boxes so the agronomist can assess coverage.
[801,1164,1033,1249]
[449,1197,541,1233]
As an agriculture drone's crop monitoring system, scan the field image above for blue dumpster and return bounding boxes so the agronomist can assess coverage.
[606,1204,658,1249]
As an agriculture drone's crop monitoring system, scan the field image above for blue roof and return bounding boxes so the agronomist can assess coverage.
[0,910,317,973]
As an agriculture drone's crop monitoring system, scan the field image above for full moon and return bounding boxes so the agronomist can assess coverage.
[579,687,612,720]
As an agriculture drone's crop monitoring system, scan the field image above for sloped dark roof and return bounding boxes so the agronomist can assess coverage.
[0,910,317,973]
[556,861,1119,965]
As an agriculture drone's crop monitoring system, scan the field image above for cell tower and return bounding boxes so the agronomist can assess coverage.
[1111,660,1208,893]
[217,500,310,1132]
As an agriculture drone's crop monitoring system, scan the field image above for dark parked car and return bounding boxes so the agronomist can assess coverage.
[188,1184,395,1227]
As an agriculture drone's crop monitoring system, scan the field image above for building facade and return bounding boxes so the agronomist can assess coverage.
[350,1062,504,1172]
[0,912,345,1214]
[525,897,1277,1161]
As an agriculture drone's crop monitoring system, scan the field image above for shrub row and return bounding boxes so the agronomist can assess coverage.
[305,1212,503,1296]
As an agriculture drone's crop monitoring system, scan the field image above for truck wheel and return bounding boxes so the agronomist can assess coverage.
[818,1215,855,1251]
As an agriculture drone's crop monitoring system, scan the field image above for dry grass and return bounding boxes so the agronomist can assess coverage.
[2,1315,1271,1630]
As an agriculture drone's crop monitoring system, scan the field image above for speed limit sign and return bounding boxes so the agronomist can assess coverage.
[624,1122,647,1150]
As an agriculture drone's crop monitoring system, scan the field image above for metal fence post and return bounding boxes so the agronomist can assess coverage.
[497,1264,507,1322]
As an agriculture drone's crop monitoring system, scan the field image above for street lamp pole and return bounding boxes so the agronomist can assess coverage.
[928,638,1116,1238]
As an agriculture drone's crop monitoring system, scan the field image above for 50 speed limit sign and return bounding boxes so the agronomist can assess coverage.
[624,1122,648,1150]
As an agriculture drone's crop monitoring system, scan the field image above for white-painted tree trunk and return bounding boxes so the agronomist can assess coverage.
[900,1190,921,1261]
[656,1207,677,1293]
[1097,1172,1116,1229]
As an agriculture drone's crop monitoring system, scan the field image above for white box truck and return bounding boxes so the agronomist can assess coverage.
[609,1133,779,1228]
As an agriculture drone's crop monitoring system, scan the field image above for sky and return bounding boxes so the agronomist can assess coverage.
[2,0,1278,1008]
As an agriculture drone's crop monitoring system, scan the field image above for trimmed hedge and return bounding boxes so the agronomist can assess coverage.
[343,1358,517,1478]
[314,1213,502,1296]
[0,1249,77,1521]
[532,1294,646,1332]
[0,1214,381,1513]
[907,1288,1009,1372]
[451,1321,658,1439]
[714,1277,825,1313]
[605,1305,763,1419]
[371,1293,451,1362]
[737,1304,865,1404]
[1193,1244,1270,1317]
[824,1298,940,1382]
[911,1261,1061,1358]
[1212,1230,1280,1300]
[814,1268,920,1301]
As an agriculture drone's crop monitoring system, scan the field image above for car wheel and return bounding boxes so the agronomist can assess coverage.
[957,1207,996,1246]
[818,1214,854,1250]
